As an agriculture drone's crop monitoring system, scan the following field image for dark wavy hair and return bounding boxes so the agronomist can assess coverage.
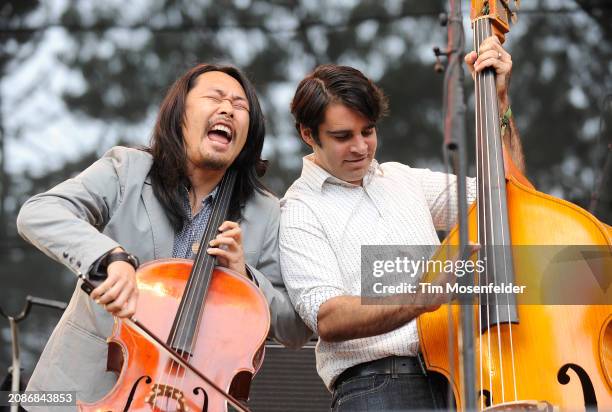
[146,63,268,231]
[290,64,388,145]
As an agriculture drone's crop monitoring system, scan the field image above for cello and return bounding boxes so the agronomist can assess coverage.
[418,0,612,410]
[78,169,270,412]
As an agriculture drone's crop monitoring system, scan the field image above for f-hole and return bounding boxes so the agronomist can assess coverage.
[193,387,208,412]
[478,389,492,407]
[557,363,597,408]
[123,375,152,412]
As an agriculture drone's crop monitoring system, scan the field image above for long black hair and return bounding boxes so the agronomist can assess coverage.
[146,63,268,231]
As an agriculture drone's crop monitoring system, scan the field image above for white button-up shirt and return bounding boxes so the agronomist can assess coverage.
[280,154,476,389]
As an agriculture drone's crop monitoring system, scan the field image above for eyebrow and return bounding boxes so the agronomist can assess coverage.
[207,87,248,103]
[326,124,376,134]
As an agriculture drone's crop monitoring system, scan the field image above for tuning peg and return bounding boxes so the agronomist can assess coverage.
[515,0,521,10]
[500,0,518,25]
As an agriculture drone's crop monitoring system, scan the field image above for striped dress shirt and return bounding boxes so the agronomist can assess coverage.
[280,154,476,389]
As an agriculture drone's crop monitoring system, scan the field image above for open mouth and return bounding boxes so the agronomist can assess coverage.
[207,122,234,145]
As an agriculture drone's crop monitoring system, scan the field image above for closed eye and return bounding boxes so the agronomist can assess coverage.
[233,101,250,112]
[203,96,250,112]
[204,96,222,104]
[328,132,352,141]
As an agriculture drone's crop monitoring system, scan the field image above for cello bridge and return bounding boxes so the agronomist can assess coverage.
[145,383,188,412]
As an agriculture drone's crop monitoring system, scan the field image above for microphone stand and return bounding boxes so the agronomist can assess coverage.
[435,0,475,409]
[589,94,612,219]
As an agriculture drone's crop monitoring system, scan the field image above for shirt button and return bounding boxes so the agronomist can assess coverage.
[192,242,200,254]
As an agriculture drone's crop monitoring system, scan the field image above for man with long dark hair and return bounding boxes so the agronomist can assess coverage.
[17,63,311,409]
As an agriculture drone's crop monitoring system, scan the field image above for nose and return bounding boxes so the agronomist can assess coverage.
[217,98,234,118]
[350,136,368,155]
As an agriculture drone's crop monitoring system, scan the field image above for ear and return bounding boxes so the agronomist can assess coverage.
[299,124,316,148]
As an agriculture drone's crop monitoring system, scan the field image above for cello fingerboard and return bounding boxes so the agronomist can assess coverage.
[473,15,518,331]
[168,169,237,354]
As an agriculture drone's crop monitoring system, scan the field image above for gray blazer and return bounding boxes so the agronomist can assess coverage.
[16,146,311,409]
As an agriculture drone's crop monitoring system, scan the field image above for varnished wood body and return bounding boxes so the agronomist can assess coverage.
[418,175,612,410]
[78,259,270,412]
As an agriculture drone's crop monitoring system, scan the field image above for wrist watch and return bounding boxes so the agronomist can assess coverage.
[102,250,140,270]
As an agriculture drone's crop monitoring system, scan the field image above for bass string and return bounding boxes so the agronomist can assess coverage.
[474,16,519,407]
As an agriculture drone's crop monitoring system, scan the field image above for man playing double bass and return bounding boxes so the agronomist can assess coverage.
[280,36,525,410]
[17,63,312,410]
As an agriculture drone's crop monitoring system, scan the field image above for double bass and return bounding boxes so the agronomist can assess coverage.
[418,1,612,410]
[78,169,270,411]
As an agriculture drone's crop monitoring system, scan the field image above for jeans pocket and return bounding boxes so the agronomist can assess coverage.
[331,375,391,411]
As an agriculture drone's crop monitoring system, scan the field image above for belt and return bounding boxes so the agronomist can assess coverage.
[334,355,427,389]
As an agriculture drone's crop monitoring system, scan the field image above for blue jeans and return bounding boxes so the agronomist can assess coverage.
[331,372,451,411]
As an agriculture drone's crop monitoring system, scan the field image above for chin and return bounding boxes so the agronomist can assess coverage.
[199,154,231,170]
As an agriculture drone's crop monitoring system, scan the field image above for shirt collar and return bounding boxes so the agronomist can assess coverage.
[180,185,219,203]
[179,184,219,218]
[301,153,383,191]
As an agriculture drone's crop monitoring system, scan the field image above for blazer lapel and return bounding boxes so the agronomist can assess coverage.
[141,178,174,259]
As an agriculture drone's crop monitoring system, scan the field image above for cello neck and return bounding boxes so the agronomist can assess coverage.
[472,15,519,329]
[473,16,511,249]
[168,169,237,354]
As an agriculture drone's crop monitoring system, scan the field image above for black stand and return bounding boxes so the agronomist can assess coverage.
[0,296,67,412]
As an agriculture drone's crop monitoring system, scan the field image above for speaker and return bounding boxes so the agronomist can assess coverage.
[248,341,330,411]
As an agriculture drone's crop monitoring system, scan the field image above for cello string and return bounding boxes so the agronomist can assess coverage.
[476,17,495,407]
[146,175,225,410]
[474,18,485,411]
[148,183,214,411]
[481,20,507,405]
[485,21,519,403]
[481,18,496,408]
[482,16,519,403]
[157,176,224,410]
[159,211,217,410]
[476,17,493,408]
[156,171,233,410]
[151,175,230,410]
[190,172,237,353]
[175,170,237,408]
[479,20,494,405]
[180,171,231,350]
[494,19,519,400]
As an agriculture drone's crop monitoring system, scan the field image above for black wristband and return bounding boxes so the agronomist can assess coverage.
[103,251,140,270]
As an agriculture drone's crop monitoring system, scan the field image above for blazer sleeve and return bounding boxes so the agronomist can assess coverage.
[246,197,314,349]
[16,148,128,276]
